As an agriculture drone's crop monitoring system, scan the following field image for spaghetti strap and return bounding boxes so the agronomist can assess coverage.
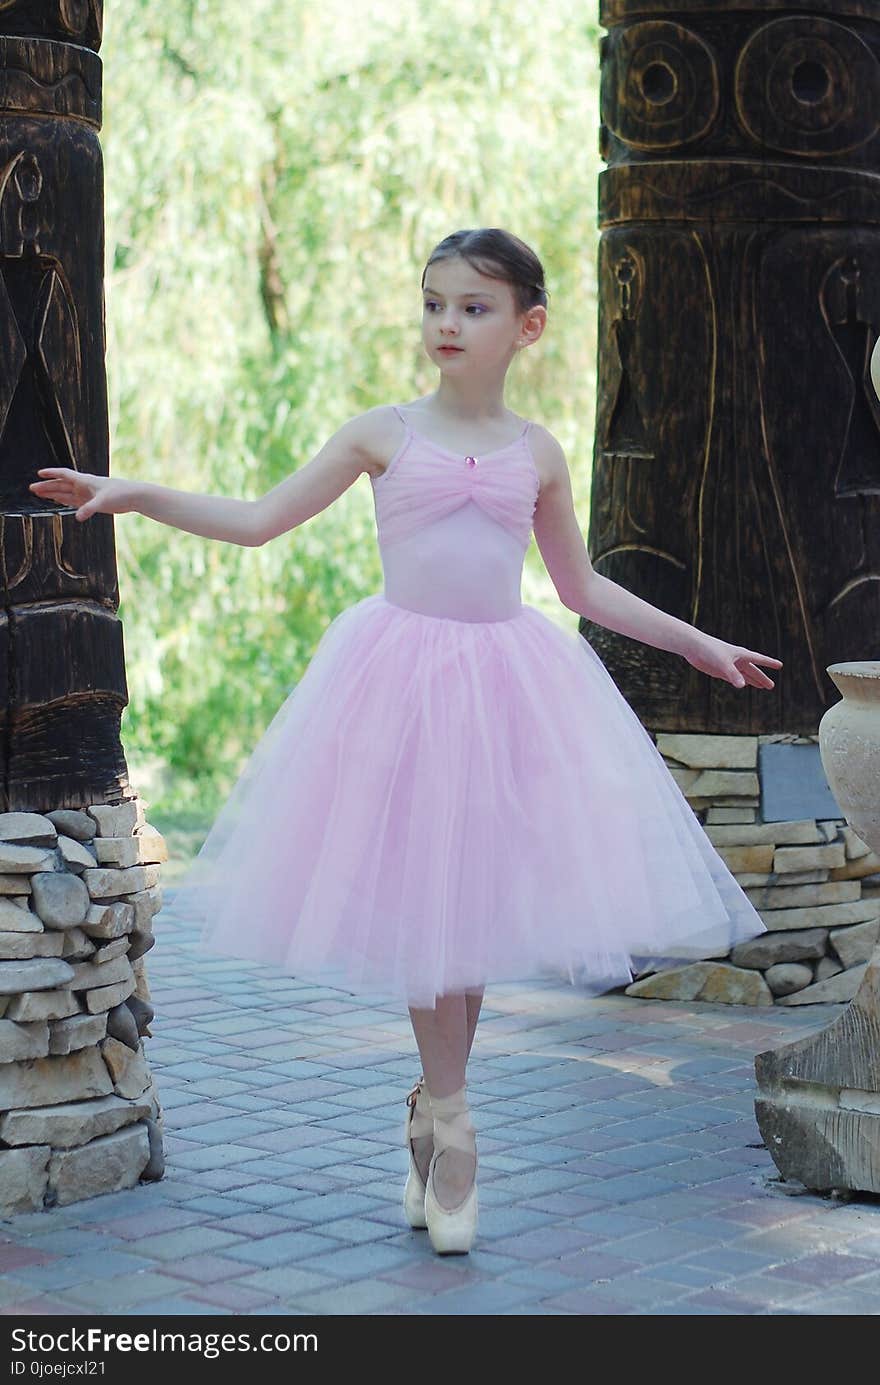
[389,406,532,458]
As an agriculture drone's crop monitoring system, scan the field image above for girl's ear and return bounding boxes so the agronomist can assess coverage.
[520,305,547,345]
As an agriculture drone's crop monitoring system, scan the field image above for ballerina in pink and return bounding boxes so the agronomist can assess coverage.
[30,227,781,1257]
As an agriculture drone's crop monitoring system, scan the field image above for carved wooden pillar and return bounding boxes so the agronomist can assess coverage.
[0,0,127,809]
[585,0,880,737]
[0,4,165,1215]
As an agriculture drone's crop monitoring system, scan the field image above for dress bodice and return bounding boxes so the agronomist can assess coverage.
[370,406,540,623]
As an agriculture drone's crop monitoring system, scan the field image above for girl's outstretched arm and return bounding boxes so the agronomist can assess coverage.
[531,426,783,691]
[30,468,262,545]
[250,410,386,545]
[27,411,383,546]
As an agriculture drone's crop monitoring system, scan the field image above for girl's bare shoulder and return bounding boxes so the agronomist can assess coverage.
[344,405,408,482]
[525,421,570,493]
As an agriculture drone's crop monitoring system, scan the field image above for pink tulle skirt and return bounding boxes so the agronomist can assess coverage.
[173,593,766,1008]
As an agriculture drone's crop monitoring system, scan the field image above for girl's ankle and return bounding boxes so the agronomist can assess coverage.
[430,1085,476,1159]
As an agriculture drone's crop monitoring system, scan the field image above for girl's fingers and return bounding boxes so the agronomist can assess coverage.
[736,650,783,677]
[729,656,776,689]
[740,666,775,688]
[30,468,98,511]
[693,640,782,689]
[744,650,782,666]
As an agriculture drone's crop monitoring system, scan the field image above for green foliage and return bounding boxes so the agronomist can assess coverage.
[101,0,603,819]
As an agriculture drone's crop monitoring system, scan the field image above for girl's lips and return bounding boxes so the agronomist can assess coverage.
[438,346,463,353]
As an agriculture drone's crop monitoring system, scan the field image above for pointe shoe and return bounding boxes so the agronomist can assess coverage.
[403,1073,433,1229]
[424,1085,478,1255]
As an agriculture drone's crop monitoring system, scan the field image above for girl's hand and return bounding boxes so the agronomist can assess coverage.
[686,631,783,690]
[28,468,136,521]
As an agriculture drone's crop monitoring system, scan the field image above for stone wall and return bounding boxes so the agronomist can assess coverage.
[0,797,165,1213]
[625,734,880,1006]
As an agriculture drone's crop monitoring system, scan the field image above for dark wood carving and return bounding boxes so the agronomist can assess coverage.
[583,1,880,735]
[0,1,130,811]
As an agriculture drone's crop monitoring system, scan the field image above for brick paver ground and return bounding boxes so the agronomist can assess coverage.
[2,892,879,1316]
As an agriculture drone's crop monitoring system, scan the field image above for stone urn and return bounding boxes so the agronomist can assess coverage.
[753,663,880,1194]
[818,663,880,858]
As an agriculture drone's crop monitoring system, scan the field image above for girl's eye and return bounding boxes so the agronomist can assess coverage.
[423,302,487,314]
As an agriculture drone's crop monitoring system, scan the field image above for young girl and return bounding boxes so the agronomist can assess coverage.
[30,227,781,1257]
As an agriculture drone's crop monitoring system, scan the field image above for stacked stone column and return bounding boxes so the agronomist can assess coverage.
[0,795,166,1213]
[623,733,880,1006]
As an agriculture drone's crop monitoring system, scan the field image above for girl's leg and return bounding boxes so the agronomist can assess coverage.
[408,987,483,1209]
[465,985,484,1059]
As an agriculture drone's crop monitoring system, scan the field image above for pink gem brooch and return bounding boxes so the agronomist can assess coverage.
[465,455,477,468]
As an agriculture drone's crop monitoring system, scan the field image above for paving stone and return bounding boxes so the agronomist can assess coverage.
[292,1278,414,1314]
[188,1168,264,1192]
[13,1228,112,1256]
[589,1272,696,1308]
[643,1261,725,1289]
[670,1214,751,1241]
[683,1245,787,1278]
[569,1172,685,1204]
[63,1271,196,1310]
[639,1302,737,1315]
[682,1287,767,1313]
[172,1196,257,1218]
[763,1251,880,1285]
[784,1287,880,1315]
[611,1226,721,1265]
[276,1192,386,1223]
[128,1226,248,1262]
[232,1266,336,1298]
[7,1251,154,1292]
[599,1142,697,1172]
[660,1156,765,1187]
[160,1253,263,1285]
[553,1247,643,1280]
[616,1191,741,1223]
[538,1286,632,1314]
[518,1191,611,1218]
[198,1211,293,1236]
[219,1230,335,1267]
[725,1271,846,1307]
[487,1224,595,1261]
[0,1277,51,1309]
[410,1279,541,1315]
[165,1116,280,1143]
[186,1281,282,1312]
[172,1144,270,1172]
[736,1223,845,1258]
[304,1216,402,1245]
[293,1241,419,1280]
[122,1296,230,1316]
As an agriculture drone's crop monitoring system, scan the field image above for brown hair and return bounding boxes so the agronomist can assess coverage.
[421,228,548,315]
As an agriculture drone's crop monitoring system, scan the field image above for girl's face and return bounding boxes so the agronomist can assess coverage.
[420,255,537,374]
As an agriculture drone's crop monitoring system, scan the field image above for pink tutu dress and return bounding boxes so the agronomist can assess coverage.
[175,404,767,1007]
